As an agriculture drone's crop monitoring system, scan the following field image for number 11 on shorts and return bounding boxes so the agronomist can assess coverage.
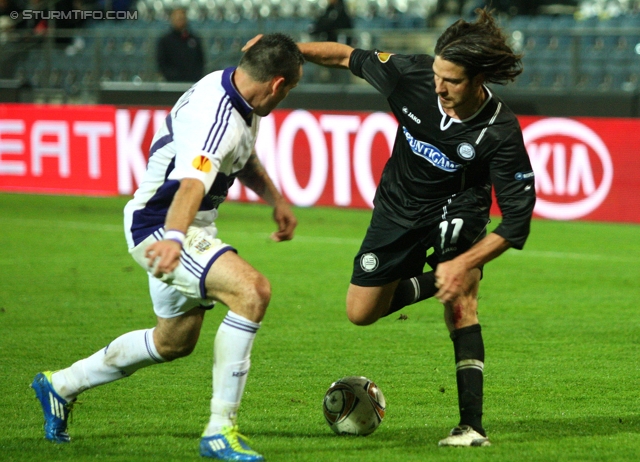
[439,218,464,249]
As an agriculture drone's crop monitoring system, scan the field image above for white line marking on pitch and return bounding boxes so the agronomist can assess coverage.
[4,217,636,263]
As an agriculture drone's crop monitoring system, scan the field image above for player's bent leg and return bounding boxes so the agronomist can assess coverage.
[346,282,399,326]
[32,326,170,443]
[386,271,438,317]
[51,329,166,402]
[203,251,270,323]
[153,306,207,361]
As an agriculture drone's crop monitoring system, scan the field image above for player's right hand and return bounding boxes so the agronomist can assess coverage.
[145,240,182,277]
[242,34,263,52]
[271,200,297,242]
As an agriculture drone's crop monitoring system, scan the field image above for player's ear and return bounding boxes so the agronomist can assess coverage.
[472,72,485,86]
[270,76,286,94]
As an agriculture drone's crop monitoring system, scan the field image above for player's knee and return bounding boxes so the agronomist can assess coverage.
[155,338,197,361]
[252,273,271,309]
[240,273,271,321]
[346,304,378,326]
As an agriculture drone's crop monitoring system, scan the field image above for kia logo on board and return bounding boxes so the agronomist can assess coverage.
[522,118,613,220]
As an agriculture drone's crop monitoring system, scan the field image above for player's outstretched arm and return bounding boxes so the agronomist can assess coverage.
[242,34,353,69]
[237,151,297,242]
[297,41,354,69]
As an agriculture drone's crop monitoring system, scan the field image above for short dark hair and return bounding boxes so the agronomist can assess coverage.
[238,33,305,85]
[434,8,522,84]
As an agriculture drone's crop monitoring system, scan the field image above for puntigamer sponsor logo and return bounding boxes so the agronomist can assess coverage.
[523,118,613,220]
[402,126,461,172]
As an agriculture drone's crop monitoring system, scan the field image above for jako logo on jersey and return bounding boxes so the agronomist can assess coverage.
[403,127,462,172]
[376,51,394,63]
[457,142,475,160]
[515,171,535,181]
[360,253,379,272]
[192,155,212,173]
[522,118,613,220]
[402,106,422,124]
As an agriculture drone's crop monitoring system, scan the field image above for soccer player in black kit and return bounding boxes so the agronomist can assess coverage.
[296,8,536,446]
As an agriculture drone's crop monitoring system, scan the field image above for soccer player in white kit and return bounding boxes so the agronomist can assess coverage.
[31,33,304,461]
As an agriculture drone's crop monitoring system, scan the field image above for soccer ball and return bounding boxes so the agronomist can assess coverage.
[322,376,386,436]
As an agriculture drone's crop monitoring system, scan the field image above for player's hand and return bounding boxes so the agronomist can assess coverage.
[145,240,182,277]
[271,201,297,242]
[434,259,469,304]
[242,35,263,52]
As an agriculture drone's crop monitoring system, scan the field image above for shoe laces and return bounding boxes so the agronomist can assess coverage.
[222,425,253,452]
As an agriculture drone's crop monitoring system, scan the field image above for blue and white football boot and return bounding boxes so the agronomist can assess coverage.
[31,371,74,443]
[200,425,264,461]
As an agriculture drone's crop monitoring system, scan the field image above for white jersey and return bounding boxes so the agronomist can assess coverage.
[124,67,260,249]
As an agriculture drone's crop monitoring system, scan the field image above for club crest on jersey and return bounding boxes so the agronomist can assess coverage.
[402,127,462,172]
[376,51,394,63]
[402,106,421,124]
[195,238,212,253]
[360,253,379,272]
[457,142,475,160]
[192,155,212,173]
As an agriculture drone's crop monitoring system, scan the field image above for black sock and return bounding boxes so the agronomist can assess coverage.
[384,271,437,318]
[451,324,485,436]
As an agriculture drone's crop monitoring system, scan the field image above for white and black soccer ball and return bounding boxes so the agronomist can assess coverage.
[322,376,386,436]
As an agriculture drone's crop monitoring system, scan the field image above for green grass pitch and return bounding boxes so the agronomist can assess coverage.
[0,192,639,461]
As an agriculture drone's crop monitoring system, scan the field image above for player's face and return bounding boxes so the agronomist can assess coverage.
[433,56,484,118]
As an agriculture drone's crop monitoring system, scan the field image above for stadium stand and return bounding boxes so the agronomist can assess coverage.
[1,0,640,103]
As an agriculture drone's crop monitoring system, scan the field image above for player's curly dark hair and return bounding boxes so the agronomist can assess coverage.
[239,33,305,85]
[434,8,522,84]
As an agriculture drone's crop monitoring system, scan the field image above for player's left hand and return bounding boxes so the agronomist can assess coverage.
[271,201,297,242]
[242,35,263,52]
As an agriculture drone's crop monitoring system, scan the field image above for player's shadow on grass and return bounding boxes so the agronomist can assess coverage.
[20,416,639,453]
[259,414,640,443]
[489,415,640,442]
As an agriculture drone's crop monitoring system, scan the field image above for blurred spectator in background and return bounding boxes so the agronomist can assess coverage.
[308,0,353,83]
[157,7,204,82]
[309,0,352,45]
[0,0,24,78]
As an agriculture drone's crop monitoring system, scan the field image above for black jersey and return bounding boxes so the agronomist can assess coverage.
[349,49,536,249]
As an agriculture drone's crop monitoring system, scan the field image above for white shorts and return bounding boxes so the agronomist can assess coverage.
[129,225,235,318]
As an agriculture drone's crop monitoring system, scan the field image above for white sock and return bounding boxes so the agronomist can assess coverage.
[204,311,260,436]
[51,328,165,401]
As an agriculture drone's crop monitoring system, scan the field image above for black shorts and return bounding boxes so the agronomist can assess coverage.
[351,204,489,287]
